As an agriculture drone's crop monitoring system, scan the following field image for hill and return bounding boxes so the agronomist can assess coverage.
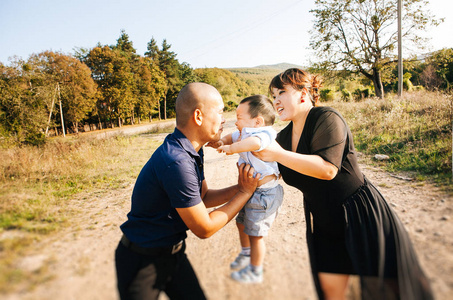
[191,63,303,99]
[252,62,304,70]
[226,62,303,73]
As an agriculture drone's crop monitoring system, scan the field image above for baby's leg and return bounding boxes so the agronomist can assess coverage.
[236,222,250,248]
[249,235,265,267]
[230,222,251,270]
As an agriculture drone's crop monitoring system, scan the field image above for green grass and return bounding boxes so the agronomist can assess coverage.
[329,90,452,190]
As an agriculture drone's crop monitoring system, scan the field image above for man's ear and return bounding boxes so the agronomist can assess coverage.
[194,109,203,126]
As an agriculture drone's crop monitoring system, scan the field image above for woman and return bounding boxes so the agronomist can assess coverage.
[254,68,433,300]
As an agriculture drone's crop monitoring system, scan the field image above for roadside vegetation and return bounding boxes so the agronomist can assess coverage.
[329,91,452,187]
[0,123,173,292]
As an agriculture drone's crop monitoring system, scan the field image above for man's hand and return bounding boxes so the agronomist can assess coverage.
[206,140,224,149]
[237,163,260,195]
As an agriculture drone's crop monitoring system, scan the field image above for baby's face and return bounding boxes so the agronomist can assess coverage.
[235,102,258,131]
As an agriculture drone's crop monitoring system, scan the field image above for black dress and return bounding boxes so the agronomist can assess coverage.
[276,106,433,300]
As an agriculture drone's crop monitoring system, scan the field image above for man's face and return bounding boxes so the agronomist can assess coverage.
[203,95,225,142]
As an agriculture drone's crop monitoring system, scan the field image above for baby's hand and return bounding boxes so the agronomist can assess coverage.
[217,145,233,155]
[206,140,224,149]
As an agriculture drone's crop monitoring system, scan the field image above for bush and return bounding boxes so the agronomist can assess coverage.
[341,89,352,101]
[224,100,238,112]
[353,88,363,100]
[403,72,414,91]
[24,131,46,146]
[353,87,375,100]
[320,88,335,101]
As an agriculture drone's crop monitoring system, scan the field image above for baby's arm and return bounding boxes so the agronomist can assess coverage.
[217,136,261,155]
[206,133,233,148]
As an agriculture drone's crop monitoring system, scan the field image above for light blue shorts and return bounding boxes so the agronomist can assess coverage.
[236,184,284,237]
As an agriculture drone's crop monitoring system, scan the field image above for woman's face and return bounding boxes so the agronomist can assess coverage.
[271,84,303,122]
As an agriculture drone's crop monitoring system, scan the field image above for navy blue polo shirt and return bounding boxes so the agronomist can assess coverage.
[120,128,205,248]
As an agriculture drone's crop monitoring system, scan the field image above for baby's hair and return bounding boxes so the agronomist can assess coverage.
[269,68,323,106]
[240,95,276,126]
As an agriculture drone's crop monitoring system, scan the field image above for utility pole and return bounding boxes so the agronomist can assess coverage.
[398,0,403,97]
[45,84,58,136]
[57,83,66,137]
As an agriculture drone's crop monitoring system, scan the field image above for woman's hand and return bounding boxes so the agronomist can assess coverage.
[237,163,260,196]
[253,140,284,162]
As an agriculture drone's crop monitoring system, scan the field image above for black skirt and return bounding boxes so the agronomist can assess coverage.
[304,177,434,300]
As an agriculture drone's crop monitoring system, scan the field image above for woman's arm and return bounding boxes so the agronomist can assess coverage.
[253,141,338,180]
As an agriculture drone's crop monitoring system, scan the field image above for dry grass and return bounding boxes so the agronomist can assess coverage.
[0,132,167,229]
[0,128,168,292]
[329,90,452,187]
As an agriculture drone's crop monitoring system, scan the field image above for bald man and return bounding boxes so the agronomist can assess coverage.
[115,83,260,300]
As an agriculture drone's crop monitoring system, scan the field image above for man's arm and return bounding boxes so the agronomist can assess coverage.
[176,163,259,239]
[217,136,261,155]
[201,180,240,208]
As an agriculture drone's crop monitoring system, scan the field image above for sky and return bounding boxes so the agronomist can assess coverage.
[0,0,452,69]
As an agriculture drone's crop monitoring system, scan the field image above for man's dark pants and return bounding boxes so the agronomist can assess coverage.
[115,241,206,300]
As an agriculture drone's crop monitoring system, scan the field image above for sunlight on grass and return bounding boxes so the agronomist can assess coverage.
[329,91,452,189]
[0,128,167,293]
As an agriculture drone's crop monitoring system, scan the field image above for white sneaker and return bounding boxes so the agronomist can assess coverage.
[230,254,250,270]
[231,265,263,283]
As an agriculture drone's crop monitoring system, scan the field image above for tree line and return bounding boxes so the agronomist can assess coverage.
[0,30,261,145]
[318,47,453,101]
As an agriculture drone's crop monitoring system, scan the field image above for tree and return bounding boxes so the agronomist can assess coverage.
[31,51,97,133]
[134,56,167,122]
[113,31,139,125]
[85,46,134,127]
[157,39,179,120]
[310,0,442,98]
[0,58,48,144]
[144,37,160,63]
[115,29,136,55]
[424,48,453,91]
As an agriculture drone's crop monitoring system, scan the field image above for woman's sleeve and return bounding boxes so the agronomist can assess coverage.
[311,111,348,169]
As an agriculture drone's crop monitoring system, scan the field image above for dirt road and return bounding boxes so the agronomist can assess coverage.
[4,121,452,300]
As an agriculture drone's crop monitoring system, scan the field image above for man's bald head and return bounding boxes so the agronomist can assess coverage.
[175,82,222,127]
